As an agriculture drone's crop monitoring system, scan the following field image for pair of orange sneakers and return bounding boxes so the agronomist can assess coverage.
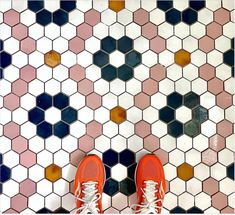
[74,154,166,214]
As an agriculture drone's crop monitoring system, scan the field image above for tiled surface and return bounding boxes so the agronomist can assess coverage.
[0,0,234,213]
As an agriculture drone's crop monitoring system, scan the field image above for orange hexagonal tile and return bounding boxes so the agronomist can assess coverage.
[110,106,126,124]
[109,0,125,12]
[44,50,61,68]
[45,164,62,182]
[175,49,191,67]
[177,163,194,181]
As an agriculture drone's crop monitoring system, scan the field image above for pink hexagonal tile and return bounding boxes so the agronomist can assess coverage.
[208,78,223,95]
[104,207,119,214]
[3,9,19,27]
[20,150,36,168]
[150,36,166,54]
[86,93,102,110]
[69,64,85,82]
[69,37,85,54]
[77,23,93,40]
[12,136,28,154]
[221,206,234,213]
[150,64,166,81]
[20,179,36,197]
[216,91,232,109]
[203,177,219,195]
[135,120,151,138]
[70,149,86,166]
[144,134,160,152]
[20,65,36,83]
[78,79,94,96]
[78,135,94,152]
[143,78,158,96]
[212,192,228,210]
[214,8,230,25]
[199,36,214,53]
[3,122,20,139]
[153,149,168,165]
[209,134,225,152]
[11,194,27,212]
[199,64,215,81]
[87,120,102,138]
[3,209,18,214]
[142,23,157,39]
[12,79,28,96]
[207,22,222,39]
[202,148,217,166]
[3,93,20,111]
[85,9,100,26]
[133,9,149,25]
[20,37,36,54]
[134,92,150,110]
[217,120,233,137]
[12,23,28,40]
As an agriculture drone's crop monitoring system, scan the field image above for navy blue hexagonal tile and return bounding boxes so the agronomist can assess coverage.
[37,208,52,213]
[184,92,200,109]
[101,65,117,82]
[117,36,133,53]
[167,92,183,109]
[101,36,116,54]
[120,149,135,167]
[54,207,69,213]
[187,207,203,213]
[227,163,234,180]
[37,121,53,138]
[168,120,183,138]
[93,51,109,68]
[189,0,205,11]
[53,93,69,110]
[104,165,111,179]
[127,163,137,180]
[117,65,133,81]
[0,165,11,183]
[157,0,173,11]
[0,153,2,164]
[0,51,11,69]
[53,9,68,26]
[37,93,53,110]
[103,178,119,196]
[60,0,76,12]
[103,149,118,167]
[120,178,136,196]
[54,121,69,138]
[159,106,175,123]
[36,9,52,26]
[28,107,45,125]
[125,50,141,67]
[0,183,2,194]
[170,206,186,213]
[166,8,181,25]
[192,106,208,124]
[223,49,234,67]
[182,8,198,25]
[61,107,77,124]
[231,38,234,50]
[28,0,44,12]
[0,68,3,79]
[0,39,3,51]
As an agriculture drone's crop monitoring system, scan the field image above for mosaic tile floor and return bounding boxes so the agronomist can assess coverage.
[0,0,234,213]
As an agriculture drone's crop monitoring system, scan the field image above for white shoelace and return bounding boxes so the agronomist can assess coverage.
[131,180,164,214]
[75,181,101,214]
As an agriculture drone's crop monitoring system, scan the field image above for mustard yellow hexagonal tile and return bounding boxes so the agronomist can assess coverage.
[45,164,62,182]
[177,163,194,181]
[110,106,126,124]
[175,49,191,67]
[109,0,125,12]
[44,50,61,68]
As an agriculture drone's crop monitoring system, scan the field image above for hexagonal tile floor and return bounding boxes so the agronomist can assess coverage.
[0,0,234,213]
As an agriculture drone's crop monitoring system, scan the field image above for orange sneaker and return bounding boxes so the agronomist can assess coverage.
[74,155,105,214]
[132,154,166,214]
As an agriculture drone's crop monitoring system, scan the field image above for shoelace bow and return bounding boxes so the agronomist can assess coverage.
[75,181,101,214]
[131,180,164,214]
